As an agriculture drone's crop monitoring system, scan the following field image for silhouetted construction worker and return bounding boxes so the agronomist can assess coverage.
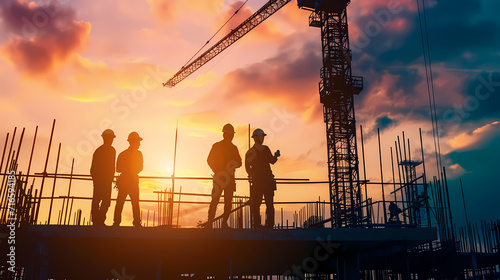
[90,129,116,226]
[113,132,143,227]
[389,201,402,222]
[245,128,280,229]
[206,124,242,229]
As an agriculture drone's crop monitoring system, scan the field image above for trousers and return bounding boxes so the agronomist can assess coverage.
[91,182,112,225]
[250,184,274,229]
[113,183,141,226]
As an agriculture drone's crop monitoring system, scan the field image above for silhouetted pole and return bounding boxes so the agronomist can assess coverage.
[171,121,179,226]
[461,179,478,277]
[0,133,9,183]
[63,158,74,225]
[390,147,396,202]
[377,128,387,224]
[177,186,182,227]
[443,167,455,243]
[0,132,9,223]
[397,135,410,224]
[47,143,61,224]
[408,138,417,224]
[34,119,56,224]
[394,141,406,224]
[13,128,25,168]
[20,128,35,221]
[0,128,16,223]
[360,125,368,221]
[26,126,38,187]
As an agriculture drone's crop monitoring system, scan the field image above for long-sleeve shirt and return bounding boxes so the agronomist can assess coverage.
[90,145,116,185]
[116,148,143,188]
[245,144,277,182]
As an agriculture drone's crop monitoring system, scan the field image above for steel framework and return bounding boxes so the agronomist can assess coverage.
[301,0,364,227]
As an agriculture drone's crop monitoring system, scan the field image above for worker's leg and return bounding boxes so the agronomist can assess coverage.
[250,185,263,228]
[100,182,112,224]
[91,184,103,225]
[130,184,141,226]
[264,188,275,229]
[207,182,223,228]
[113,188,127,226]
[222,188,234,227]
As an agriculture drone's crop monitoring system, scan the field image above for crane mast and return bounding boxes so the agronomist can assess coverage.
[165,0,366,228]
[163,0,291,87]
[299,0,364,227]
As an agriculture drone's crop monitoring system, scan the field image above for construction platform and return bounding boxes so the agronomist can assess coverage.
[10,225,438,279]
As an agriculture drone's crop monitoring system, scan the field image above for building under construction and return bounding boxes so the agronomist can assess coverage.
[1,0,500,279]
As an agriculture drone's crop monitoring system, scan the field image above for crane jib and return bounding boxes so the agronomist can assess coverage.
[163,0,292,88]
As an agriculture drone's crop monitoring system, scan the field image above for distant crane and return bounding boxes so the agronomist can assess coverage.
[164,0,365,228]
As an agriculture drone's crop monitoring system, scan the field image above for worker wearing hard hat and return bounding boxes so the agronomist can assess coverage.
[206,123,242,229]
[113,132,144,227]
[90,129,116,226]
[245,128,280,229]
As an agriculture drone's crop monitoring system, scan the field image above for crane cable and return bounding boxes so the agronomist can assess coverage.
[416,0,443,181]
[181,0,249,69]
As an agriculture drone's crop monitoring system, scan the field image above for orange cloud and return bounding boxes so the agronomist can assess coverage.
[447,121,500,150]
[146,0,177,24]
[0,0,91,76]
[147,0,224,24]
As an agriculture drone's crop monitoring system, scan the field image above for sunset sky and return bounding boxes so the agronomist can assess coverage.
[0,0,499,227]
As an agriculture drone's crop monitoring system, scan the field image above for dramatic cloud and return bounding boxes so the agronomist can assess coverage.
[206,37,322,120]
[445,122,500,224]
[0,0,91,76]
[460,72,500,122]
[446,121,500,150]
[375,114,398,131]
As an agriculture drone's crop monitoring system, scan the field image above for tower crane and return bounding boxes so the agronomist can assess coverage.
[164,0,366,228]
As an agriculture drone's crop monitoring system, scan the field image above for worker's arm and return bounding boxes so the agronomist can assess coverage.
[112,148,116,174]
[234,146,242,169]
[266,146,278,164]
[90,149,98,178]
[116,152,123,173]
[137,151,143,174]
[245,149,254,178]
[207,144,217,172]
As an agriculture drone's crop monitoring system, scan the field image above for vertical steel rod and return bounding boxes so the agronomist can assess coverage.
[34,119,56,224]
[47,143,61,224]
[360,125,368,223]
[442,167,455,242]
[0,128,16,222]
[177,186,182,227]
[172,121,178,225]
[377,128,387,224]
[63,158,74,225]
[26,126,38,183]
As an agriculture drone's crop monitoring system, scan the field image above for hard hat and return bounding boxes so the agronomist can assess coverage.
[252,128,267,138]
[127,132,143,141]
[222,123,235,133]
[101,129,116,138]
